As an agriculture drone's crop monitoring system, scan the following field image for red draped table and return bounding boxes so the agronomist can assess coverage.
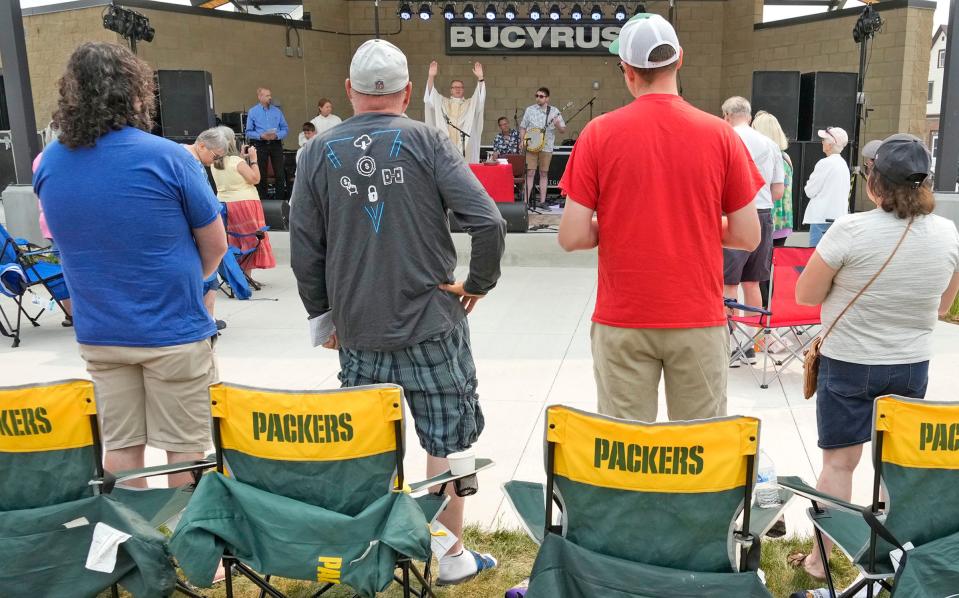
[468,163,515,203]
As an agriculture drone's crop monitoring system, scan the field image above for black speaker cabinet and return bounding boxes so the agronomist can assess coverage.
[798,72,857,142]
[221,111,247,136]
[752,71,801,141]
[155,70,216,141]
[449,202,528,233]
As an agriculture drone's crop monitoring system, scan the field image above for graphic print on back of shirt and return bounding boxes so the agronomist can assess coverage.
[323,129,404,234]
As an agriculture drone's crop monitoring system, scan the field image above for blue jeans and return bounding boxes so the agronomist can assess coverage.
[808,222,833,247]
[816,355,929,449]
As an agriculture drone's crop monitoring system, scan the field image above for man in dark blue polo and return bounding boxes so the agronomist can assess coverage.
[245,87,289,200]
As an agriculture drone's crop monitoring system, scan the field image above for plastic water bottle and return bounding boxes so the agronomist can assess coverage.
[755,450,782,508]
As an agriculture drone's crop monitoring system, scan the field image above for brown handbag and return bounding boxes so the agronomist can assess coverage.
[802,218,914,399]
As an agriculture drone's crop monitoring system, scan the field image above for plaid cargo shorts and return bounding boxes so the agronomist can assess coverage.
[337,317,484,458]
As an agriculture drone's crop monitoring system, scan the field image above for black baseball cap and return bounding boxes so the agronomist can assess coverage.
[873,134,931,188]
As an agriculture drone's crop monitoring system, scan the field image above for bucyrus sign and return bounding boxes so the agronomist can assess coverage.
[445,20,622,55]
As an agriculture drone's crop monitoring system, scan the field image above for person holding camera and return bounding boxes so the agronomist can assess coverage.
[210,127,276,278]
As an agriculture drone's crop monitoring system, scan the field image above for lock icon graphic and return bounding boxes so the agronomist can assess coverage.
[367,185,378,203]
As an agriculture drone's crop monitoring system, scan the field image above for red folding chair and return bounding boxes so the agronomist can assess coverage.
[728,247,822,389]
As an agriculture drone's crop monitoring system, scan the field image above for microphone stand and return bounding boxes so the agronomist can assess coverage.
[442,109,470,160]
[564,96,597,131]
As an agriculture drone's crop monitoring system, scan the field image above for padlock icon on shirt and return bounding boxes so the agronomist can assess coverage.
[367,185,378,203]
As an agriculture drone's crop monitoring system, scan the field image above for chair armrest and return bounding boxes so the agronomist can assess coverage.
[724,298,772,317]
[778,475,864,515]
[408,457,494,494]
[502,480,546,545]
[93,459,217,491]
[748,487,795,538]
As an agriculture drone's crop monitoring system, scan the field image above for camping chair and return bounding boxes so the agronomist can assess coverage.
[728,246,822,389]
[502,405,792,597]
[170,382,493,598]
[0,379,215,597]
[780,395,959,598]
[220,202,269,292]
[0,222,70,347]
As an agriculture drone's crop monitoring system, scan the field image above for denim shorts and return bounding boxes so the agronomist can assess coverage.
[816,355,929,449]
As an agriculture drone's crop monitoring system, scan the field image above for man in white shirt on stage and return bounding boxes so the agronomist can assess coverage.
[424,61,486,163]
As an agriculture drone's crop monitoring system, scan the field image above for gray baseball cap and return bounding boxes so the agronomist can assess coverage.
[349,39,409,95]
[861,139,883,160]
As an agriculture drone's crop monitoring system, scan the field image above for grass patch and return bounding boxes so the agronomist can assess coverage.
[102,529,889,598]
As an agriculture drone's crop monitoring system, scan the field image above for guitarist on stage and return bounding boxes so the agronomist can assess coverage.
[519,87,567,209]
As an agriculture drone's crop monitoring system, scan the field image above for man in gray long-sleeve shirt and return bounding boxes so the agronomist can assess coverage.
[290,39,506,586]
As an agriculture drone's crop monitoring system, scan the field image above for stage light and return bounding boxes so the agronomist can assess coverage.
[398,2,413,19]
[463,3,475,19]
[590,4,602,19]
[548,3,561,19]
[443,2,455,19]
[505,3,517,20]
[529,3,541,19]
[571,3,583,20]
[102,4,154,46]
[418,2,432,19]
[614,4,626,20]
[635,3,647,15]
[485,3,496,19]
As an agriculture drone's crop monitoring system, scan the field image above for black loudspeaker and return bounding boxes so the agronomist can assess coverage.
[155,70,216,140]
[449,202,528,233]
[261,199,290,231]
[752,71,801,141]
[798,72,857,142]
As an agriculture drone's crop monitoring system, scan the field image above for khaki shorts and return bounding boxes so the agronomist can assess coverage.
[591,323,727,423]
[79,338,218,452]
[525,150,553,172]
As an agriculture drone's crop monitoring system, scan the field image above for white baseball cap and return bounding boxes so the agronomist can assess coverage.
[349,39,409,95]
[818,126,849,148]
[609,13,681,69]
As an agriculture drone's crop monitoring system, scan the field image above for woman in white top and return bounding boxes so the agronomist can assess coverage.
[792,135,959,583]
[210,127,276,276]
[804,126,851,247]
[298,98,341,147]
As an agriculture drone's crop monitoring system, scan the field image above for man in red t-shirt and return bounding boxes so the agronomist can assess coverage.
[558,13,762,423]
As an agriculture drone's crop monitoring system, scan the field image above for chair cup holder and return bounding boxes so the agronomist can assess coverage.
[454,475,479,497]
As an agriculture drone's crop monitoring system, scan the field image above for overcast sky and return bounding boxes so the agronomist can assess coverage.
[17,0,952,25]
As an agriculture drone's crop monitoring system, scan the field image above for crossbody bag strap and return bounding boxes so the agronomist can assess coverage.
[819,217,914,346]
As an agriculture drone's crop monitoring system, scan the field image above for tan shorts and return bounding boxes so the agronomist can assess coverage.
[591,323,728,423]
[79,339,219,452]
[525,151,553,172]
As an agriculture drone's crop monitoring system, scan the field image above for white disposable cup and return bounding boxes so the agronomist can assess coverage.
[447,450,475,476]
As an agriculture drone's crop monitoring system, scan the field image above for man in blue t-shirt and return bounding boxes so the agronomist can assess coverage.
[33,42,227,487]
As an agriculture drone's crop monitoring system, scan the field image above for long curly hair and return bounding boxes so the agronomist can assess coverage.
[53,42,155,148]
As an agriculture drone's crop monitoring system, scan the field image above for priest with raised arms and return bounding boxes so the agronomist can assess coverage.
[424,61,486,163]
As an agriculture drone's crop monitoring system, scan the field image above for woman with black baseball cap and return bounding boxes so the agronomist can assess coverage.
[789,135,959,588]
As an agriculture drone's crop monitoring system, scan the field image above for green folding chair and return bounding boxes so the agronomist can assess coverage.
[0,379,213,598]
[780,395,959,598]
[503,405,792,597]
[170,382,491,598]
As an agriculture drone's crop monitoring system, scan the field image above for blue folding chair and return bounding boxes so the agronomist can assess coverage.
[0,223,70,347]
[216,203,268,300]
